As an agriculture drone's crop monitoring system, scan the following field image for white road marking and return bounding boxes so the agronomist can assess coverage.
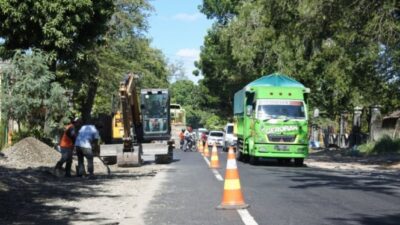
[237,209,259,225]
[202,153,259,225]
[212,169,224,181]
[203,156,210,166]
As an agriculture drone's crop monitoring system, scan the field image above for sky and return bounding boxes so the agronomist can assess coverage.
[147,0,213,83]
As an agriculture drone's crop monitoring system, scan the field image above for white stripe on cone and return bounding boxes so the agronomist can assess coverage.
[227,159,237,169]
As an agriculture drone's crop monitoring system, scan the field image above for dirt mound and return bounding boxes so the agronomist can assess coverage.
[1,137,60,168]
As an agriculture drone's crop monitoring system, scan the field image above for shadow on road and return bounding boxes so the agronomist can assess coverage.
[328,213,400,225]
[240,158,309,168]
[0,165,156,225]
[280,168,400,197]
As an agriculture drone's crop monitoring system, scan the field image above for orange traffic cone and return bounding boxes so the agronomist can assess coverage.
[203,143,210,157]
[209,143,220,168]
[217,147,249,209]
[198,140,204,153]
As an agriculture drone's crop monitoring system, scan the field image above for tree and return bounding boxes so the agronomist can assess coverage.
[1,50,70,133]
[169,80,224,128]
[90,0,169,116]
[168,60,187,82]
[197,0,400,118]
[0,0,114,64]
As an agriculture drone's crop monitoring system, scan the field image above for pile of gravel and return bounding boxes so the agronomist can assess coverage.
[1,137,60,168]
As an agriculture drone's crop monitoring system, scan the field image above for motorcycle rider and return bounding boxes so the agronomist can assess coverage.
[183,125,194,151]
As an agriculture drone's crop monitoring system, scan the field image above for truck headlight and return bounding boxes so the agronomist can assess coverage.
[259,146,268,152]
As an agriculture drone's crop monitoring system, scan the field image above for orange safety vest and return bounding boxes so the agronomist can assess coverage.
[59,124,74,148]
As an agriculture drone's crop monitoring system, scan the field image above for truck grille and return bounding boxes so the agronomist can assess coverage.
[267,134,296,143]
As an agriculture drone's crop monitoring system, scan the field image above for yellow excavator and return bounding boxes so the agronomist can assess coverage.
[100,73,174,167]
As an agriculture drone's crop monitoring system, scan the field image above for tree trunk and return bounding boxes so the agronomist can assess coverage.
[81,79,99,123]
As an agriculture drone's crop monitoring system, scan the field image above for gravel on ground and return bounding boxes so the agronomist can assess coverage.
[0,137,170,225]
[306,148,400,172]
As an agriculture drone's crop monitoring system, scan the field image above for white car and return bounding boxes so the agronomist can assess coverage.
[207,131,225,148]
[224,123,237,151]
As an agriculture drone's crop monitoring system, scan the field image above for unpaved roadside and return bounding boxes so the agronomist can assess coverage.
[0,156,171,225]
[306,149,400,173]
[45,161,169,225]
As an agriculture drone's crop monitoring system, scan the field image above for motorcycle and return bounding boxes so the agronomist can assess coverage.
[183,133,197,152]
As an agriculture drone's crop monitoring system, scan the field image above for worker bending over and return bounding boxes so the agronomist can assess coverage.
[75,121,100,179]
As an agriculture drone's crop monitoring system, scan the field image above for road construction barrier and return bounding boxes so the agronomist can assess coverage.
[209,143,220,169]
[217,146,249,209]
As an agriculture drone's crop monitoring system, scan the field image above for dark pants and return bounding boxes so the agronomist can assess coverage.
[76,146,94,176]
[55,147,73,176]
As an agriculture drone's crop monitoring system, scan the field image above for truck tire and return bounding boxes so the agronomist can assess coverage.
[249,155,258,165]
[294,158,304,167]
[236,150,244,161]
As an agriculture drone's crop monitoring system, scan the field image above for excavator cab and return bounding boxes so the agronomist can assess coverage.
[101,74,174,167]
[140,89,174,163]
[141,89,171,140]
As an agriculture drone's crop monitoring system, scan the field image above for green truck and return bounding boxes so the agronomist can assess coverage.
[234,73,310,166]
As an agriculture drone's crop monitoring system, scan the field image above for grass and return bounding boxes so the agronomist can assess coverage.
[358,135,400,155]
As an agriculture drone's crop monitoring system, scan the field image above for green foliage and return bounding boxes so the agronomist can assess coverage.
[170,80,203,108]
[358,135,400,155]
[169,79,222,128]
[0,0,114,61]
[199,0,241,24]
[91,1,169,116]
[0,120,6,150]
[198,0,400,118]
[11,128,55,147]
[203,114,226,130]
[1,50,70,132]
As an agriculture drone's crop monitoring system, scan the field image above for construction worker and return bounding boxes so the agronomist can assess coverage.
[75,121,100,179]
[179,129,185,150]
[55,118,81,177]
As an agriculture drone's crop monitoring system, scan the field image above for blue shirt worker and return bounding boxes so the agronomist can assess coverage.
[75,124,100,178]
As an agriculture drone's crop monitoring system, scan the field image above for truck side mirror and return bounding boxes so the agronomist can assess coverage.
[246,105,253,116]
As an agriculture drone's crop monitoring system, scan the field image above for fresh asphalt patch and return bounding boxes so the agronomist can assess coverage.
[144,151,244,225]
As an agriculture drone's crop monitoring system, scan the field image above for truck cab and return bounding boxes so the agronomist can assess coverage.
[234,73,309,166]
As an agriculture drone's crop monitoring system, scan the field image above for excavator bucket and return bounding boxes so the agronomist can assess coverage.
[142,142,173,164]
[117,150,141,167]
[115,144,142,167]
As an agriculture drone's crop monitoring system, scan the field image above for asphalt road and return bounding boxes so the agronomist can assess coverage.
[144,150,400,225]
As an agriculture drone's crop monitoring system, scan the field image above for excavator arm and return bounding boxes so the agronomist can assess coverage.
[119,74,141,143]
[116,74,143,166]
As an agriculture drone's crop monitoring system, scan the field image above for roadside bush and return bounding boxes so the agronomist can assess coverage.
[11,129,54,147]
[358,135,400,155]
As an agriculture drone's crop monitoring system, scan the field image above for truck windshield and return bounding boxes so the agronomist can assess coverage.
[210,132,224,137]
[256,100,305,120]
[142,93,168,134]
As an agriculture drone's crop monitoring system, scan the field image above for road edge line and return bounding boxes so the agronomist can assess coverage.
[203,156,211,166]
[212,169,224,181]
[237,209,259,225]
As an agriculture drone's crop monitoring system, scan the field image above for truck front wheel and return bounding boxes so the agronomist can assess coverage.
[294,158,304,167]
[236,150,244,161]
[249,155,258,165]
